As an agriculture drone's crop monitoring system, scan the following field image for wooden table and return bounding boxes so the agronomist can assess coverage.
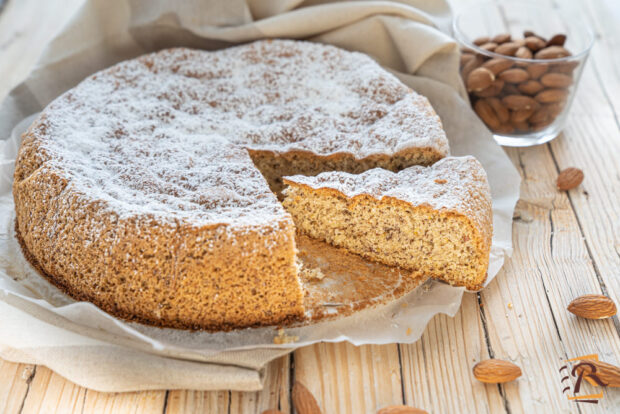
[1,0,619,412]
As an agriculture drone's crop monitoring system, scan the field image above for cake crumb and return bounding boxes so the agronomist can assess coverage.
[274,328,299,344]
[508,302,513,309]
[305,268,326,281]
[406,327,412,336]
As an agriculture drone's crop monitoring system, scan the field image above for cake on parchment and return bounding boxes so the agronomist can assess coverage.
[13,39,449,330]
[282,156,493,290]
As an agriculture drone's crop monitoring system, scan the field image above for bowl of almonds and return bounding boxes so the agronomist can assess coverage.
[453,2,594,146]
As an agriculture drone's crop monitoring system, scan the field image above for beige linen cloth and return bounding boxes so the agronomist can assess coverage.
[0,0,520,391]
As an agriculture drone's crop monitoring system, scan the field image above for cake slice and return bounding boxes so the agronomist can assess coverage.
[282,156,492,290]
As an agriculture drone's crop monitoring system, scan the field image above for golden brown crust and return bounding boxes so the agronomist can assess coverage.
[12,40,453,330]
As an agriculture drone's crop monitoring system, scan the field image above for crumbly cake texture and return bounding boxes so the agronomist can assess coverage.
[13,39,449,330]
[282,157,493,290]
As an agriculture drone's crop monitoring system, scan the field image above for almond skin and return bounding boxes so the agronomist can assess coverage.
[547,33,567,47]
[518,80,544,95]
[515,46,533,60]
[535,46,571,59]
[499,68,530,83]
[474,99,501,129]
[540,73,573,88]
[510,107,535,123]
[535,88,569,103]
[482,58,514,75]
[568,294,616,318]
[474,79,505,98]
[467,67,495,92]
[292,381,322,414]
[526,63,549,79]
[575,360,620,387]
[480,42,498,52]
[461,55,484,81]
[473,359,522,383]
[492,33,511,44]
[473,36,491,46]
[495,42,520,56]
[486,97,510,123]
[524,36,546,52]
[377,406,428,414]
[502,94,537,110]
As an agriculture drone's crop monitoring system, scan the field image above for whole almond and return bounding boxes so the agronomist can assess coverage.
[531,116,555,130]
[511,119,530,132]
[541,73,573,88]
[474,99,501,129]
[461,55,484,81]
[550,60,580,74]
[492,33,511,44]
[518,80,544,95]
[524,36,546,52]
[535,46,571,60]
[502,95,537,110]
[547,33,567,47]
[535,88,569,103]
[510,107,535,123]
[495,42,520,56]
[503,83,521,95]
[524,30,546,42]
[575,360,620,387]
[487,97,510,123]
[474,79,505,98]
[526,63,549,79]
[473,359,522,383]
[499,68,530,83]
[495,123,515,134]
[529,105,552,124]
[568,294,616,318]
[482,58,514,75]
[473,36,491,46]
[292,381,322,414]
[480,42,498,52]
[515,46,533,60]
[546,102,565,117]
[377,406,429,414]
[467,67,495,92]
[460,53,476,67]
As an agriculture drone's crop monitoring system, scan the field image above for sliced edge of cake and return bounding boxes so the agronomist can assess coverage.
[281,156,493,290]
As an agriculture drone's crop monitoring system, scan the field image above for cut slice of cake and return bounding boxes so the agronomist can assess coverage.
[282,156,492,290]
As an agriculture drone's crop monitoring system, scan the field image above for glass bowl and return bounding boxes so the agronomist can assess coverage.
[453,1,594,147]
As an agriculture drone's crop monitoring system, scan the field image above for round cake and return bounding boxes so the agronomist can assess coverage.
[13,39,449,330]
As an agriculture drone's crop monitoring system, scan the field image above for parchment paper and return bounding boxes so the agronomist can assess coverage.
[0,0,521,391]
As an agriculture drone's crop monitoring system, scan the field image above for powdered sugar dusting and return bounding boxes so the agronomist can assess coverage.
[27,39,447,227]
[283,156,491,222]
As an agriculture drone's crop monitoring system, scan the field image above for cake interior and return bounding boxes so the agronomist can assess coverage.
[248,148,442,196]
[282,184,488,289]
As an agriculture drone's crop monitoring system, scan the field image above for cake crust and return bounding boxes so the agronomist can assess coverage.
[13,40,449,330]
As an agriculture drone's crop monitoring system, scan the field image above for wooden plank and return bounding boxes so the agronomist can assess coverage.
[400,293,507,413]
[294,343,403,414]
[550,0,620,317]
[20,367,86,414]
[229,356,291,414]
[450,1,620,413]
[165,390,229,414]
[82,388,166,414]
[0,359,35,414]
